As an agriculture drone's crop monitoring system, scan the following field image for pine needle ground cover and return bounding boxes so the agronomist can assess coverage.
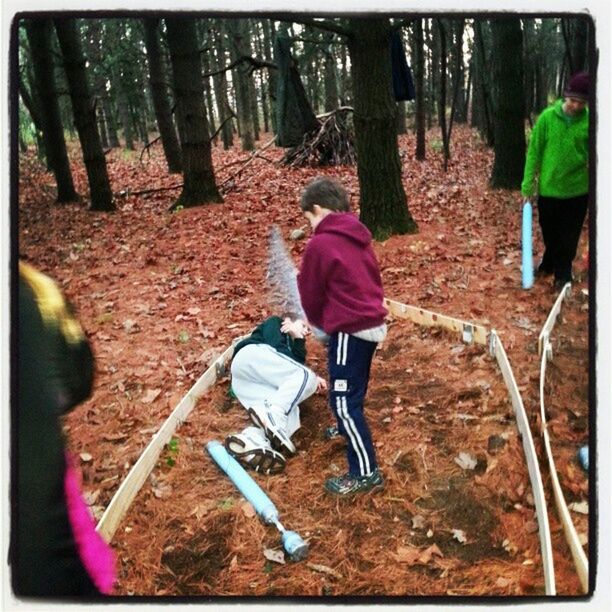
[18,126,589,597]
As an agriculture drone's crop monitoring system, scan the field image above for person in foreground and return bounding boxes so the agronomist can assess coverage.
[297,177,388,497]
[521,71,590,289]
[13,261,116,597]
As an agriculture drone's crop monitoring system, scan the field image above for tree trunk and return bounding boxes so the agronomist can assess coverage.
[396,101,407,134]
[103,96,120,147]
[473,20,495,146]
[435,19,450,168]
[226,19,256,151]
[323,42,340,111]
[115,71,134,150]
[339,42,349,105]
[413,18,426,160]
[212,27,234,149]
[489,18,525,189]
[18,73,47,165]
[347,18,417,238]
[426,19,435,130]
[54,18,113,211]
[165,17,222,208]
[451,19,467,123]
[143,17,182,173]
[262,19,278,133]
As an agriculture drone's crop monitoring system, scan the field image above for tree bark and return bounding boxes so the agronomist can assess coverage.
[54,18,113,211]
[436,19,450,168]
[226,19,256,151]
[165,17,222,208]
[262,19,278,133]
[473,20,495,146]
[143,17,183,173]
[396,101,407,134]
[347,18,417,238]
[102,96,120,147]
[489,18,525,189]
[18,72,47,165]
[323,41,340,111]
[413,18,426,160]
[211,26,234,149]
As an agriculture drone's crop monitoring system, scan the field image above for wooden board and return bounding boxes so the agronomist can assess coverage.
[96,341,240,543]
[491,331,556,595]
[538,283,571,356]
[384,298,488,345]
[539,342,589,593]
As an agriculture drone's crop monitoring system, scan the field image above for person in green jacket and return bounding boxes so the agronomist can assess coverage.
[521,71,589,288]
[224,314,326,474]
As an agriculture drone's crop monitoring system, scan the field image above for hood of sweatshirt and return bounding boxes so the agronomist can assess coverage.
[314,212,372,247]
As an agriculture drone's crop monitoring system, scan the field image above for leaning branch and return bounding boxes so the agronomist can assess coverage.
[220,136,277,191]
[209,112,236,142]
[203,55,277,79]
[278,17,352,38]
[139,136,161,163]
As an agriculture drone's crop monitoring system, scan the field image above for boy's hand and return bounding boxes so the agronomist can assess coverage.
[281,318,309,339]
[316,376,328,393]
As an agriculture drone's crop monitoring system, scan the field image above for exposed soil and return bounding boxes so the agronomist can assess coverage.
[17,125,590,598]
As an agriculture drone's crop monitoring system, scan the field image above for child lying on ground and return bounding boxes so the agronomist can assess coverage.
[224,314,326,474]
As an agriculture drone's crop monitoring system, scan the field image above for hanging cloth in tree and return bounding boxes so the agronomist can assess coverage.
[274,33,319,148]
[390,31,415,101]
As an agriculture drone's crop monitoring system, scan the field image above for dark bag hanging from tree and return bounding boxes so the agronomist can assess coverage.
[390,31,416,101]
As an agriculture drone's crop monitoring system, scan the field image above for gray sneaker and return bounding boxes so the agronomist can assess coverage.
[325,468,384,496]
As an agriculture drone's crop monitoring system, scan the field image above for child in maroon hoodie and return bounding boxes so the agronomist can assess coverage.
[297,177,387,496]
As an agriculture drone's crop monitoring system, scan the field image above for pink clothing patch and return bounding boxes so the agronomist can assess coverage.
[63,454,116,594]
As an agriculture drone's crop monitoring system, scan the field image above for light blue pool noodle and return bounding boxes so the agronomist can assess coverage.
[206,440,278,524]
[522,201,534,289]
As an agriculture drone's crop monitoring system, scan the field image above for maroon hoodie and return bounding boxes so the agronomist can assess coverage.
[297,212,387,335]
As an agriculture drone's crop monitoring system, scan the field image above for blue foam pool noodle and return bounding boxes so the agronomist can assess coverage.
[522,201,534,289]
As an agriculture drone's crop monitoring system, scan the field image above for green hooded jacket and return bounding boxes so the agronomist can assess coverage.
[521,99,589,199]
[233,316,306,364]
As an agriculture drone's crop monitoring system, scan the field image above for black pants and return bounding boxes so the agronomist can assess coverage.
[537,194,588,283]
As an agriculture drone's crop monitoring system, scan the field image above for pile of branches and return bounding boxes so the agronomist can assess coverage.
[282,107,356,168]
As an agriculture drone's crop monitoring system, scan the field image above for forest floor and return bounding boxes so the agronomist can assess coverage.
[17,125,590,598]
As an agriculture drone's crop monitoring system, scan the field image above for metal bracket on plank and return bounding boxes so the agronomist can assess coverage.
[462,323,474,344]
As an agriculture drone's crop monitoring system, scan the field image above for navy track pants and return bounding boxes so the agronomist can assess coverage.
[327,331,378,477]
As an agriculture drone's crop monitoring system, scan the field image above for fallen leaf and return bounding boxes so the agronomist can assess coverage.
[102,432,128,442]
[452,529,467,544]
[123,319,139,333]
[263,548,285,564]
[396,545,421,565]
[241,501,256,518]
[141,388,162,404]
[82,489,100,505]
[187,307,201,315]
[568,501,589,514]
[411,515,426,530]
[306,562,342,579]
[454,452,477,470]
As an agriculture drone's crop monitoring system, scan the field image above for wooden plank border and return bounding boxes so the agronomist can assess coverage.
[384,298,488,345]
[540,341,589,592]
[96,340,240,542]
[538,283,571,356]
[490,330,556,595]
